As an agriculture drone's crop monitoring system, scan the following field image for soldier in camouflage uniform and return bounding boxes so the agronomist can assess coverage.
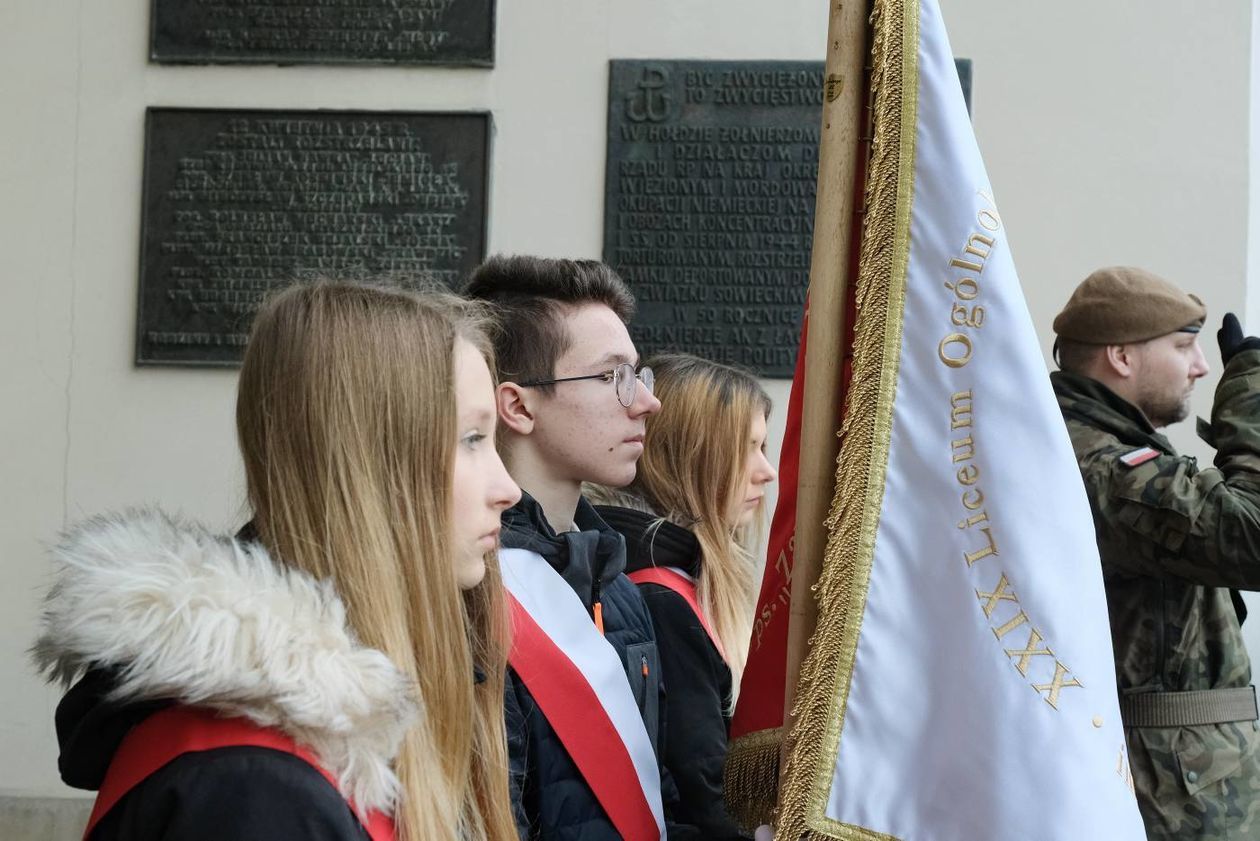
[1052,266,1260,840]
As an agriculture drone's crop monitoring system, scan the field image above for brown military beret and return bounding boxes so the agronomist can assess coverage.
[1052,266,1206,344]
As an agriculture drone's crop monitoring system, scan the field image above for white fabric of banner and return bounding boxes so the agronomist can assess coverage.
[820,0,1147,838]
[499,547,666,839]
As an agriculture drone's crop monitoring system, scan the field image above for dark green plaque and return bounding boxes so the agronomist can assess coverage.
[137,108,490,366]
[604,59,973,377]
[151,0,494,66]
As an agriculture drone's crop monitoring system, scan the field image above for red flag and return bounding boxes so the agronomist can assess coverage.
[730,312,808,744]
[723,2,868,827]
[725,295,855,828]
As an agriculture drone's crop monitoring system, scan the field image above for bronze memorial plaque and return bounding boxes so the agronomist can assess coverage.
[151,0,495,66]
[604,59,972,377]
[137,108,490,366]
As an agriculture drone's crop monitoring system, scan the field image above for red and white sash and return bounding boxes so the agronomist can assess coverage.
[626,566,727,663]
[500,547,666,841]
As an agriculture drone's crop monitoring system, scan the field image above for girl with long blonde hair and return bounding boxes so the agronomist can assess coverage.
[590,352,776,840]
[34,280,520,841]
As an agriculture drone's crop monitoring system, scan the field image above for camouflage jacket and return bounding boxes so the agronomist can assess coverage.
[1052,350,1260,840]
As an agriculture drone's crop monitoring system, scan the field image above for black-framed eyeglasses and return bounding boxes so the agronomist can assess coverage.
[519,362,655,408]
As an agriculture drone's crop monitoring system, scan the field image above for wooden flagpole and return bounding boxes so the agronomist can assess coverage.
[781,0,872,747]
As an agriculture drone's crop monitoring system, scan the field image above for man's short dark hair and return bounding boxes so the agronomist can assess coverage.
[1055,337,1104,374]
[463,255,636,388]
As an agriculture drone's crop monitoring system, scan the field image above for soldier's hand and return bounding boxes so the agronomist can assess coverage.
[1218,312,1260,364]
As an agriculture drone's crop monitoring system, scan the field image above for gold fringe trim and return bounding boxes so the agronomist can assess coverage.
[774,0,919,839]
[723,727,785,831]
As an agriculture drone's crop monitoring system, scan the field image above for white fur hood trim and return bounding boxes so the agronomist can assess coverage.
[32,509,416,815]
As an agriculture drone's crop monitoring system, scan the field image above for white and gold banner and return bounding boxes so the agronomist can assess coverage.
[775,0,1147,838]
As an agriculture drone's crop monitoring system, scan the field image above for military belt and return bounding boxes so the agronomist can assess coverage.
[1120,686,1258,728]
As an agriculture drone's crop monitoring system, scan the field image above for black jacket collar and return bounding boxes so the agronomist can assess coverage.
[594,505,702,578]
[500,492,627,610]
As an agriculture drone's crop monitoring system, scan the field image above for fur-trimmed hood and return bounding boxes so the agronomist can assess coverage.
[32,509,416,814]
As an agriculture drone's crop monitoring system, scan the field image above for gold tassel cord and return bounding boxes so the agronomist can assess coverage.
[773,0,917,838]
[723,727,786,831]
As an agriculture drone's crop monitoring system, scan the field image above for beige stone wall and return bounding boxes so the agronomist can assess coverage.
[2,0,1255,820]
[0,797,91,841]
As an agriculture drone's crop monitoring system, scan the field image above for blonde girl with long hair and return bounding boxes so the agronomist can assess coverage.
[589,352,776,841]
[33,280,521,841]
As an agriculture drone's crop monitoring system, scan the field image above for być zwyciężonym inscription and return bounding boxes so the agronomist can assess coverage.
[604,59,972,377]
[137,108,489,365]
[151,0,495,65]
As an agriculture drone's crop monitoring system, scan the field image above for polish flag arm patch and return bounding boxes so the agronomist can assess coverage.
[1119,447,1161,468]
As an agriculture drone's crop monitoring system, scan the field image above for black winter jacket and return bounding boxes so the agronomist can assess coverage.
[502,494,687,840]
[596,505,751,841]
[57,672,372,841]
[34,511,413,841]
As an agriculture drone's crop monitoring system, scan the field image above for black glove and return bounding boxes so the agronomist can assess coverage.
[1217,312,1260,364]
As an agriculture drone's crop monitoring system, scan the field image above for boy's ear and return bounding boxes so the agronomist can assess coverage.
[497,382,536,435]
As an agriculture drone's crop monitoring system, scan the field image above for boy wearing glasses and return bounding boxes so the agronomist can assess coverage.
[465,256,683,841]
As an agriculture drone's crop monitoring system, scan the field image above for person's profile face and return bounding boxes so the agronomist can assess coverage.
[727,411,777,528]
[1131,331,1209,428]
[527,303,662,489]
[451,338,521,589]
